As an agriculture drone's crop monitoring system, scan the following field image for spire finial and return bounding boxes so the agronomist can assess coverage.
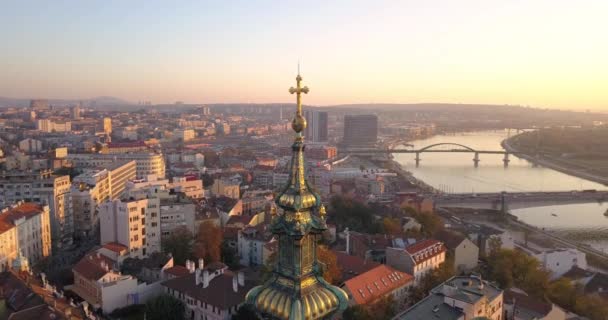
[288,67,309,134]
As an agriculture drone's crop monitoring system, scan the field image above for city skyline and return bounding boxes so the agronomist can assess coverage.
[2,1,608,111]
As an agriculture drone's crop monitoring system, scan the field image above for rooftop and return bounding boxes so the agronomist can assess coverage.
[343,264,413,305]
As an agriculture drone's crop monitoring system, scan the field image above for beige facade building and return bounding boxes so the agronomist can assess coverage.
[71,161,136,237]
[37,119,72,132]
[68,152,166,179]
[0,202,52,271]
[103,117,112,135]
[211,178,240,199]
[0,170,72,248]
[99,198,161,258]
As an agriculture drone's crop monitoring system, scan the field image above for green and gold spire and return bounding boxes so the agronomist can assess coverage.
[246,72,348,320]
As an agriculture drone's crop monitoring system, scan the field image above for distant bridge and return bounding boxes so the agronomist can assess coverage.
[347,142,540,167]
[432,191,608,210]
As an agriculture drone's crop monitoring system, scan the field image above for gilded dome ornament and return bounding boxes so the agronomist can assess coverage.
[246,71,348,319]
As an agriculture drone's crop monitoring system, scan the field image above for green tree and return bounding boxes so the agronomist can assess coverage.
[343,305,372,320]
[162,226,194,265]
[328,196,382,233]
[145,294,185,320]
[221,241,239,269]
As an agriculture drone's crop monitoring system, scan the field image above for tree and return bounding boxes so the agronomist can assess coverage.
[195,221,223,263]
[232,304,260,320]
[343,295,397,320]
[548,278,578,310]
[145,294,185,320]
[317,245,342,285]
[409,211,443,237]
[162,226,194,265]
[201,174,215,188]
[484,248,550,299]
[221,241,239,269]
[328,196,382,233]
[382,217,402,235]
[487,236,503,256]
[343,305,372,320]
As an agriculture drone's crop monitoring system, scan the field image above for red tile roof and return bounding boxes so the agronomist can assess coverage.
[102,242,128,254]
[0,203,45,234]
[72,253,115,281]
[343,264,413,305]
[405,239,446,265]
[164,266,191,277]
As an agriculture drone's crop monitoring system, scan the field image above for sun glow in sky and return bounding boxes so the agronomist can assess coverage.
[1,0,607,110]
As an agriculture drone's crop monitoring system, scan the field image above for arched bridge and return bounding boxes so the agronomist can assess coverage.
[347,142,539,167]
[418,143,477,152]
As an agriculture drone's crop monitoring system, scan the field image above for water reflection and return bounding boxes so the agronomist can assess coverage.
[394,130,608,251]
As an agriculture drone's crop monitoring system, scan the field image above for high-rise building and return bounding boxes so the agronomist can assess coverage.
[70,103,81,120]
[99,197,161,259]
[71,161,137,237]
[0,170,72,248]
[304,110,328,142]
[103,117,112,135]
[246,73,348,319]
[343,114,378,148]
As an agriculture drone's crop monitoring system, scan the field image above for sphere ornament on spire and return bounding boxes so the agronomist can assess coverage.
[246,71,348,320]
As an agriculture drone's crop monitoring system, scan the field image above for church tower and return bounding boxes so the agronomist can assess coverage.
[246,73,348,319]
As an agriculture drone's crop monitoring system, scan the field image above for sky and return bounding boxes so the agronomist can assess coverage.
[1,1,607,110]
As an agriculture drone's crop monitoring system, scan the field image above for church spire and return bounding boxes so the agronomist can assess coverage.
[246,72,348,320]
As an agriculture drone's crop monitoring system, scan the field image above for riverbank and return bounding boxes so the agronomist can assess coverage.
[502,137,608,186]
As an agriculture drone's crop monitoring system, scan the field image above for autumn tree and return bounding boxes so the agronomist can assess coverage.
[195,221,223,263]
[382,217,402,235]
[317,245,342,285]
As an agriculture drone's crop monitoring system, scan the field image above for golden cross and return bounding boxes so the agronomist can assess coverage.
[289,74,309,116]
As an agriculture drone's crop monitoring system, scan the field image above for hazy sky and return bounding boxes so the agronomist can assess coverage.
[1,1,607,110]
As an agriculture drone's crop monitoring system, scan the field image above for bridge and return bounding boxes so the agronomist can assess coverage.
[348,142,542,167]
[431,190,608,210]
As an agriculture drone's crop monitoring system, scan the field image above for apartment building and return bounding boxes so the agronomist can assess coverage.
[68,152,166,179]
[0,202,52,271]
[0,170,72,248]
[99,198,161,259]
[386,239,447,284]
[71,161,137,237]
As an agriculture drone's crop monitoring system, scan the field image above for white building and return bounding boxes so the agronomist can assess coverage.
[160,198,196,237]
[71,161,137,237]
[99,198,161,258]
[0,202,52,271]
[534,248,587,279]
[386,239,446,284]
[69,152,166,179]
[237,227,269,267]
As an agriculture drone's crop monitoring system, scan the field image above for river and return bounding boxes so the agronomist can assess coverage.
[393,130,608,252]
